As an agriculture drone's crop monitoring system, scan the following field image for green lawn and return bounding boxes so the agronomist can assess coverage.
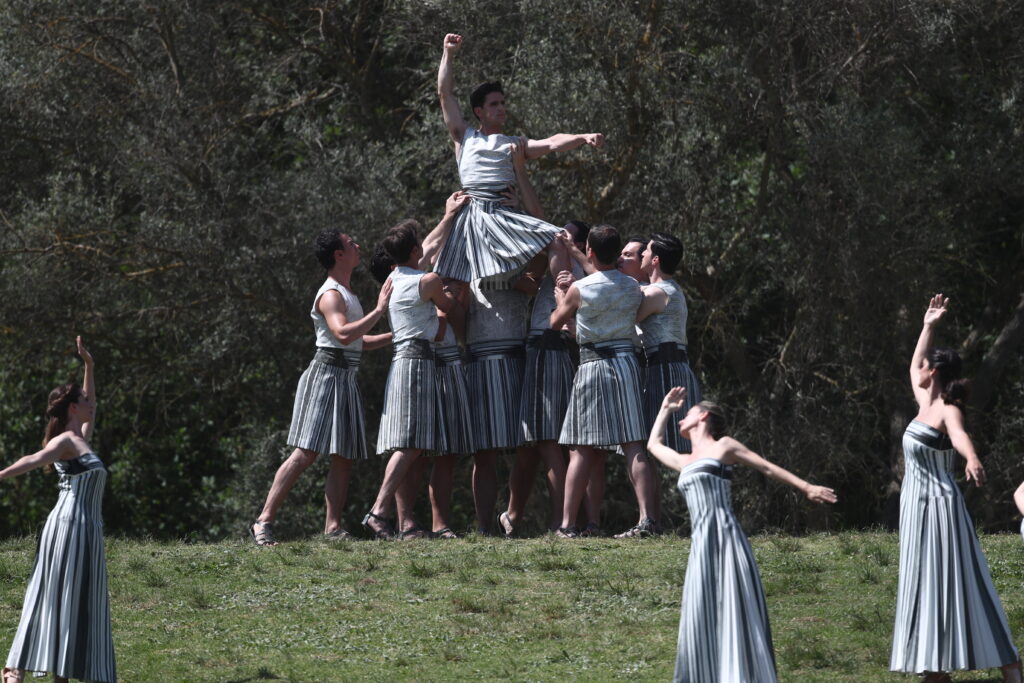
[1,532,1022,681]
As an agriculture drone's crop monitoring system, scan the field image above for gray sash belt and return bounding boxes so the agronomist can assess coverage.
[394,338,435,361]
[314,347,362,369]
[646,342,689,366]
[579,342,635,364]
[526,329,570,352]
[467,343,526,363]
[688,462,733,479]
[435,347,464,366]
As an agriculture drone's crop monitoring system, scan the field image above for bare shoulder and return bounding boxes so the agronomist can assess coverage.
[46,432,83,460]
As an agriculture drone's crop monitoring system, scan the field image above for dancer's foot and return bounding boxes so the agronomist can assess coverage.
[361,511,395,540]
[250,521,277,546]
[2,667,24,683]
[1002,660,1023,683]
[497,511,515,538]
[921,673,951,683]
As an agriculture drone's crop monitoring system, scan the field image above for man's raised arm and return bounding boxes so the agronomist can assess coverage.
[438,33,468,146]
[525,133,604,160]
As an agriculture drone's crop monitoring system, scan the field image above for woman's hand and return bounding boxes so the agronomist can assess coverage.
[76,336,93,366]
[804,484,838,504]
[923,293,949,326]
[661,386,688,413]
[965,457,986,487]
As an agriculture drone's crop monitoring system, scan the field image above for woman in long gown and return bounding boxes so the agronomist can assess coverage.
[647,387,836,683]
[890,294,1020,682]
[1,337,116,683]
[648,387,835,682]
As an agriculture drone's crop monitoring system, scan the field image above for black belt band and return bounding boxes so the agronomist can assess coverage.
[646,342,689,366]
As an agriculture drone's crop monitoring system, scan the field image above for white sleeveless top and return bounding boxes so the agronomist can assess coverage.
[312,278,363,351]
[466,280,529,345]
[388,266,440,344]
[575,270,642,344]
[638,280,688,347]
[458,127,517,191]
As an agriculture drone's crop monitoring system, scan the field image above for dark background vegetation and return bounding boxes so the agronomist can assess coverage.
[1,0,1022,540]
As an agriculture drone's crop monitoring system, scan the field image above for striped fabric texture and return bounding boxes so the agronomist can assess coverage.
[519,332,575,443]
[890,420,1019,673]
[559,343,646,448]
[286,351,367,459]
[675,458,777,683]
[377,343,448,455]
[435,346,476,455]
[433,192,560,283]
[466,340,526,451]
[643,357,702,453]
[6,453,116,683]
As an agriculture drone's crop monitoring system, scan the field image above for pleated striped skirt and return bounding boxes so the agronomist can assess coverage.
[559,342,646,448]
[890,420,1019,673]
[675,459,776,683]
[7,457,116,683]
[436,345,475,455]
[644,345,701,453]
[287,348,367,459]
[377,340,448,455]
[466,340,526,451]
[519,330,576,443]
[433,190,560,283]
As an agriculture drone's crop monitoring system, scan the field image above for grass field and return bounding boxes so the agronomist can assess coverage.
[1,531,1022,681]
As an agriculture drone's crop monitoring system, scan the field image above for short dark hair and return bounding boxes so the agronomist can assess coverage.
[625,234,649,253]
[369,243,395,285]
[315,230,345,270]
[565,220,590,245]
[470,81,504,118]
[697,401,727,440]
[648,232,683,275]
[587,224,622,265]
[382,219,421,265]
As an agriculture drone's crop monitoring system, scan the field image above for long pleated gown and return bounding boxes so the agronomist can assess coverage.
[675,458,777,683]
[890,420,1018,674]
[5,452,116,682]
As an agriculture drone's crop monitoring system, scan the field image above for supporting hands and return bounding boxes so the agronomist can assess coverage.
[445,190,471,217]
[923,293,949,326]
[375,278,394,313]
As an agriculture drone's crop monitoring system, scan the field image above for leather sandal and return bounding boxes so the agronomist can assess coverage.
[323,528,354,541]
[361,511,395,540]
[250,521,277,546]
[555,526,579,539]
[432,527,459,539]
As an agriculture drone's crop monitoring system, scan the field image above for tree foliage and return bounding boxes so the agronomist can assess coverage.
[2,0,1022,538]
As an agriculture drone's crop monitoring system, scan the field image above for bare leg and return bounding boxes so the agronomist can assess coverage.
[257,447,319,525]
[429,454,457,532]
[367,448,423,534]
[395,457,427,533]
[584,449,607,528]
[561,446,594,530]
[323,455,354,534]
[473,449,499,533]
[506,445,540,527]
[623,441,659,523]
[537,440,567,530]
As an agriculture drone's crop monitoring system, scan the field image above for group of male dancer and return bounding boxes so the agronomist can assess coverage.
[249,33,701,544]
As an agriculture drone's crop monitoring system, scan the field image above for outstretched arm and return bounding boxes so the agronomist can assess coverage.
[647,387,690,471]
[0,433,76,481]
[525,133,604,160]
[438,33,468,146]
[910,293,948,406]
[362,332,393,351]
[77,336,96,442]
[320,280,392,346]
[420,191,471,269]
[944,403,985,487]
[724,439,837,504]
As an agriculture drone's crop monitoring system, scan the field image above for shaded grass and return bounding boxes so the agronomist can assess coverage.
[0,532,1021,680]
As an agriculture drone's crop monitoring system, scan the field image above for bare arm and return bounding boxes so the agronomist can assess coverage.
[422,273,464,333]
[438,34,467,146]
[76,336,96,442]
[647,387,690,471]
[0,433,77,481]
[910,294,948,407]
[511,140,545,220]
[566,237,596,275]
[944,404,985,486]
[723,438,837,504]
[550,284,581,331]
[1014,481,1024,517]
[420,192,471,269]
[636,285,668,323]
[513,253,547,296]
[525,133,604,160]
[362,332,393,351]
[319,281,392,346]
